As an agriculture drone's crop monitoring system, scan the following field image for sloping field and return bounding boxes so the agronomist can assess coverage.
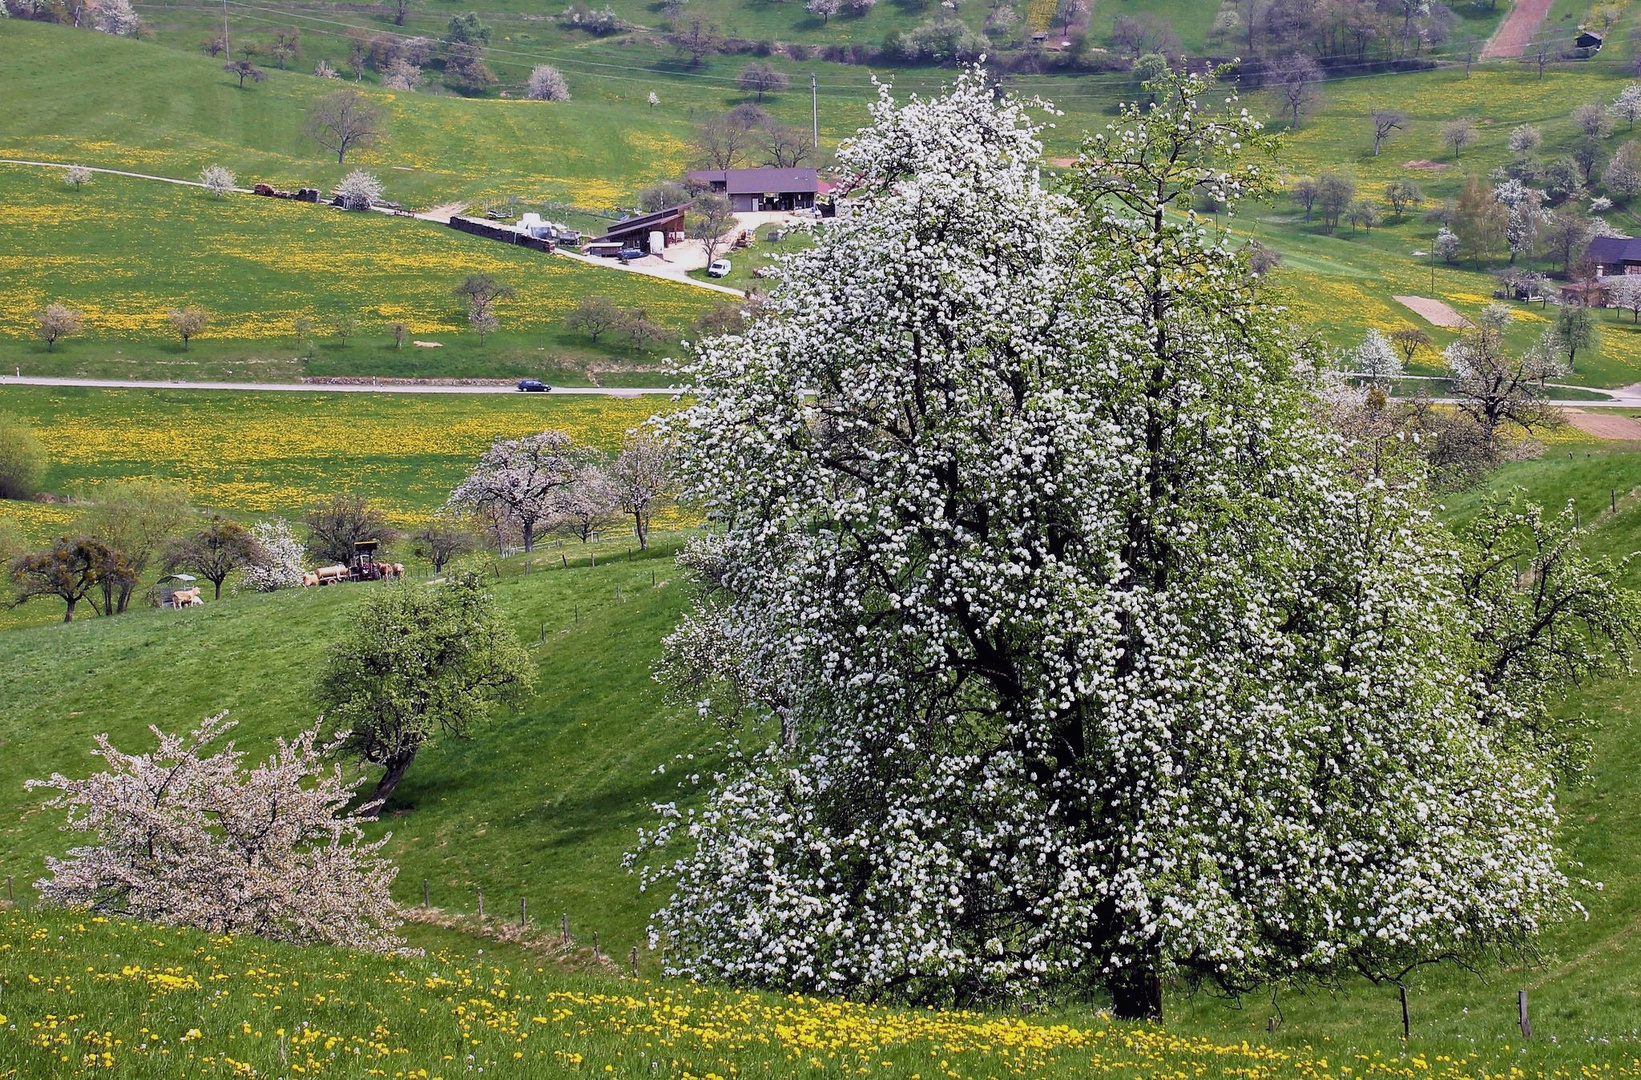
[0,163,708,343]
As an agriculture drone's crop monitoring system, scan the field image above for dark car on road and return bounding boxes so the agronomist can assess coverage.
[517,379,551,392]
[617,247,645,263]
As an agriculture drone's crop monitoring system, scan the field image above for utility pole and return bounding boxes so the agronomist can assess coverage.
[811,73,819,149]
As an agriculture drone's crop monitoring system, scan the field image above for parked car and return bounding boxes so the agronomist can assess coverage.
[617,247,645,263]
[707,259,732,278]
[517,379,551,392]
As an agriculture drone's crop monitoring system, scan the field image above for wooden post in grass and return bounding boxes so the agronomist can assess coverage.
[593,930,600,958]
[477,886,484,919]
[561,912,569,945]
[561,553,568,569]
[652,570,656,587]
[630,946,639,976]
[590,552,596,567]
[1399,985,1410,1039]
[1519,991,1532,1038]
[423,879,429,908]
[1613,489,1618,513]
[5,875,12,903]
[520,897,527,927]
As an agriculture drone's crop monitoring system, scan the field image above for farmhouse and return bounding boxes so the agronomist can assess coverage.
[686,167,820,212]
[1586,234,1641,276]
[587,202,691,256]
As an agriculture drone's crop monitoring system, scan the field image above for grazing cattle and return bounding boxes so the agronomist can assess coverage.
[169,587,203,607]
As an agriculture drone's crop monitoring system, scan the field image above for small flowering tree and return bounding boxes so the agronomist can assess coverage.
[641,67,1578,1020]
[336,169,383,211]
[28,714,403,952]
[94,0,139,35]
[526,64,571,102]
[199,164,236,197]
[241,518,307,592]
[62,165,92,190]
[445,431,591,552]
[1350,327,1403,383]
[609,431,674,550]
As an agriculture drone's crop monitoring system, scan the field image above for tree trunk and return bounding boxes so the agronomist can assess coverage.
[523,521,536,553]
[633,510,648,551]
[212,576,225,599]
[1110,967,1164,1022]
[63,596,77,623]
[368,750,418,809]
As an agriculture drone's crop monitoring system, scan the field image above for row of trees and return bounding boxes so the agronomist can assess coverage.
[444,429,676,554]
[34,304,208,352]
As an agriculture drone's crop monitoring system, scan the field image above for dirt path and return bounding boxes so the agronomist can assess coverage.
[1393,295,1473,328]
[1481,0,1553,59]
[1564,409,1641,439]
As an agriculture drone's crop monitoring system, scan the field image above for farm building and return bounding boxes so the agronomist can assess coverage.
[1575,28,1605,54]
[1586,234,1641,276]
[589,202,691,255]
[686,168,820,212]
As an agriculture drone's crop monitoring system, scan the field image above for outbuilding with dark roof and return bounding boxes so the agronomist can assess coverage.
[686,167,820,212]
[1586,234,1641,276]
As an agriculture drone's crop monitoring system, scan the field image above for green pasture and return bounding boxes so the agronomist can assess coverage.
[5,451,1641,1070]
[0,384,679,526]
[0,159,714,380]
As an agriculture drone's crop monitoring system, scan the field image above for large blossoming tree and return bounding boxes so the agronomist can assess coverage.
[641,69,1580,1019]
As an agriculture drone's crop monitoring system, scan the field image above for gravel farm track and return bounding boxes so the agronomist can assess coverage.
[1481,0,1555,59]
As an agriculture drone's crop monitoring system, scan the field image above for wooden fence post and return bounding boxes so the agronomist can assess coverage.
[1399,984,1410,1040]
[1613,489,1618,513]
[423,879,429,908]
[561,553,568,569]
[593,930,600,958]
[5,875,12,903]
[477,887,484,919]
[630,946,639,977]
[1519,990,1532,1038]
[520,897,527,927]
[561,912,570,945]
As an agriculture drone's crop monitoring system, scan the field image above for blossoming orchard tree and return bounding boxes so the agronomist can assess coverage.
[446,431,594,552]
[29,714,402,952]
[641,69,1578,1020]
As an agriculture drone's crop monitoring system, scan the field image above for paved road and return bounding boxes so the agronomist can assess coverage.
[0,158,251,193]
[0,375,678,396]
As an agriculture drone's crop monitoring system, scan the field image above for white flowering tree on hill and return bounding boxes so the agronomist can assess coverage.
[640,68,1578,1020]
[446,431,593,552]
[29,714,402,951]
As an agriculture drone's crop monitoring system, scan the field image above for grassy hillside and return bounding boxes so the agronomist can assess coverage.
[0,163,710,380]
[0,544,703,959]
[4,451,1641,1067]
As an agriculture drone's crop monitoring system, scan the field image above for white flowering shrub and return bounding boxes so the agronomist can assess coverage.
[527,64,571,102]
[638,67,1576,1019]
[199,164,236,197]
[241,518,306,592]
[62,165,92,189]
[28,714,403,952]
[94,0,139,35]
[336,169,383,211]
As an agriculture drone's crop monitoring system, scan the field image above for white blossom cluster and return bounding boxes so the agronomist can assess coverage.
[240,518,307,592]
[639,68,1574,1012]
[29,714,403,952]
[445,431,597,552]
